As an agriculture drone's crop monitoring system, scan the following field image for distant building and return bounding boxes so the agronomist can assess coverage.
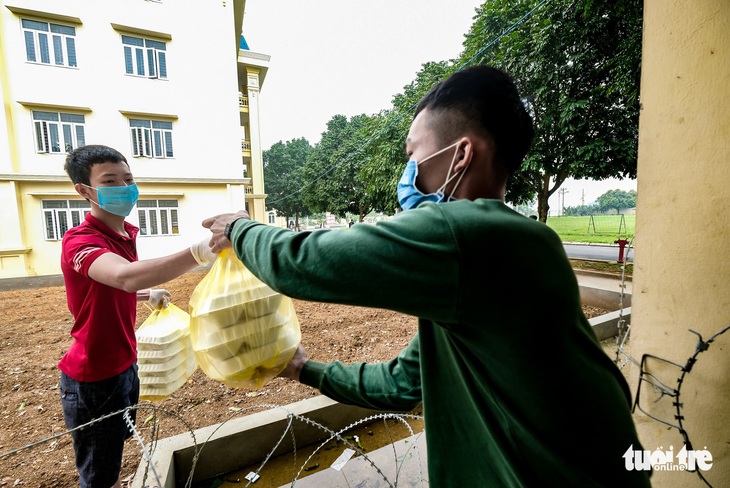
[0,0,269,277]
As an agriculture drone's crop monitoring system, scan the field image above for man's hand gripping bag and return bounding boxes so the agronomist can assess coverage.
[189,249,301,389]
[136,303,197,401]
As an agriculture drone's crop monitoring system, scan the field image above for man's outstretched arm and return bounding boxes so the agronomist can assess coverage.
[280,335,422,412]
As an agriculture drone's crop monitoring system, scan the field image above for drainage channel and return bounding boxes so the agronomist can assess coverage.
[198,414,425,488]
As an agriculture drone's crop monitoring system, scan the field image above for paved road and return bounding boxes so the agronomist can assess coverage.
[564,243,633,262]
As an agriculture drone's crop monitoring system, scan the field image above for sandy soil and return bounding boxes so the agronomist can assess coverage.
[0,270,609,487]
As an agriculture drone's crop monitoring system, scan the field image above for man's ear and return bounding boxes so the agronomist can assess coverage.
[453,137,475,172]
[74,183,92,200]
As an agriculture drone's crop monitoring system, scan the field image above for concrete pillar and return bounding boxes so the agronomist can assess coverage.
[245,67,267,223]
[631,1,730,486]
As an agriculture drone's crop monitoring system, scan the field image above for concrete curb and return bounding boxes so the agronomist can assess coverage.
[563,241,622,247]
[573,268,633,282]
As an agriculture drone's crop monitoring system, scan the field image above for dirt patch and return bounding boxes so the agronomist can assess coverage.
[0,270,609,487]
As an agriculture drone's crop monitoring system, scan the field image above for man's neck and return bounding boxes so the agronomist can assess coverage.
[90,207,128,236]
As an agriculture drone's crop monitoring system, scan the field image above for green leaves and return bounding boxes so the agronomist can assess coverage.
[261,0,641,222]
[460,0,642,219]
[302,114,375,221]
[596,189,636,214]
[263,137,314,224]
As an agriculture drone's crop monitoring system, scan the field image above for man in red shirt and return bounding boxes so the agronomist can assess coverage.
[60,145,216,488]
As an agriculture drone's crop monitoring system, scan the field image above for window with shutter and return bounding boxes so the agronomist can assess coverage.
[137,200,181,236]
[122,35,168,79]
[44,210,56,240]
[42,200,90,240]
[129,119,173,159]
[22,19,77,68]
[138,210,148,235]
[32,111,85,154]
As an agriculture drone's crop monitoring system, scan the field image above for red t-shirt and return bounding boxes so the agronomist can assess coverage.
[59,213,139,382]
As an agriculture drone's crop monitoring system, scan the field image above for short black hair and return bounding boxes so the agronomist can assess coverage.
[415,65,534,173]
[64,145,128,185]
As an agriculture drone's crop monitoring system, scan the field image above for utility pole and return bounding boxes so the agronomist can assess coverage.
[558,188,569,216]
[581,189,585,206]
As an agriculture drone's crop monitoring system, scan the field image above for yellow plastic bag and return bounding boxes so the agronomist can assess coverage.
[136,303,197,402]
[189,249,301,389]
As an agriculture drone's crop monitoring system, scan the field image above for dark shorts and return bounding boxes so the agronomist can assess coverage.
[60,364,139,488]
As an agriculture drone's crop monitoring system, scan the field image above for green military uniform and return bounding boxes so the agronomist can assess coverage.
[230,199,650,487]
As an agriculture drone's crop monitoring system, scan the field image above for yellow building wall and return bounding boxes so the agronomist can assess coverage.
[1,0,244,181]
[631,1,730,487]
[0,181,31,277]
[8,180,245,276]
[0,0,261,277]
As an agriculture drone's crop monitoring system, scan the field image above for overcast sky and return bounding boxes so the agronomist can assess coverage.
[241,0,637,214]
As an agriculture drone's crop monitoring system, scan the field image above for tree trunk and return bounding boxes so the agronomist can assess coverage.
[535,171,567,223]
[536,173,551,222]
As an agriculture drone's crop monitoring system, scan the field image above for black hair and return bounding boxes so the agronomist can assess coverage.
[415,65,534,173]
[64,145,129,185]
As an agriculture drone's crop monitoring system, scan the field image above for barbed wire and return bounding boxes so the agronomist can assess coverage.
[290,411,425,488]
[594,233,727,488]
[1,397,425,487]
[128,404,427,488]
[124,410,163,488]
[632,324,730,488]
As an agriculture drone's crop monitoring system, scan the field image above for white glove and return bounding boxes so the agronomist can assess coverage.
[148,289,171,308]
[190,237,218,265]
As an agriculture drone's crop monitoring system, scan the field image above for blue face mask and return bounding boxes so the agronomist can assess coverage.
[397,142,467,211]
[83,183,139,217]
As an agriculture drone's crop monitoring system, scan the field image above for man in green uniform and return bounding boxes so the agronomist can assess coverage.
[203,66,650,487]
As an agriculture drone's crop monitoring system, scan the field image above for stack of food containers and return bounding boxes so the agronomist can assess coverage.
[189,252,301,389]
[136,304,197,402]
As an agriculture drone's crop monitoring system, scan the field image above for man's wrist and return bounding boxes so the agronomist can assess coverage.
[224,218,244,241]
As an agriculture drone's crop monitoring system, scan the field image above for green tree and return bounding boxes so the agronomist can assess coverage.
[596,189,636,214]
[460,0,643,221]
[564,204,598,216]
[263,137,313,228]
[302,114,375,222]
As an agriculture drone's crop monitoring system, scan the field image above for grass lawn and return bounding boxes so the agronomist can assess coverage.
[546,215,635,244]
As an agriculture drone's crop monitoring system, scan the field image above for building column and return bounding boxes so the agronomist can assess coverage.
[0,181,32,277]
[245,67,267,223]
[631,1,730,486]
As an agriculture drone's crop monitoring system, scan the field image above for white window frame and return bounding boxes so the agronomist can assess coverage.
[129,119,173,158]
[137,199,179,236]
[33,111,86,154]
[122,35,167,79]
[22,19,77,68]
[42,200,90,241]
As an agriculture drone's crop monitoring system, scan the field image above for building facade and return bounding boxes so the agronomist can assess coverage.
[0,0,268,278]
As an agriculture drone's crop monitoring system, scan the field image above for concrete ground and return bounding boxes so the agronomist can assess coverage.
[0,273,64,292]
[575,269,633,295]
